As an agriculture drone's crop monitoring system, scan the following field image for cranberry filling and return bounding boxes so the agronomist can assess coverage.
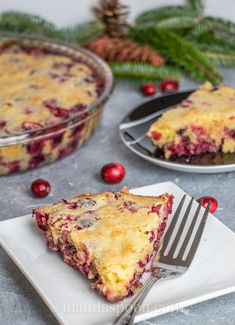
[0,120,7,128]
[43,98,69,118]
[166,125,219,157]
[150,204,161,214]
[123,201,138,212]
[22,121,43,130]
[62,198,96,209]
[49,107,70,118]
[33,210,49,231]
[181,99,193,107]
[8,161,20,173]
[29,154,46,169]
[225,127,235,138]
[27,140,44,155]
[150,131,162,141]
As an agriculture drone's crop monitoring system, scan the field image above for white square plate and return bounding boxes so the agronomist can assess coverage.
[1,182,235,325]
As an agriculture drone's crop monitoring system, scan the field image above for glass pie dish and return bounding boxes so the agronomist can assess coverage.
[0,33,114,175]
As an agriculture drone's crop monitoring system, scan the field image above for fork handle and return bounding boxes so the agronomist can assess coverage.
[113,274,161,325]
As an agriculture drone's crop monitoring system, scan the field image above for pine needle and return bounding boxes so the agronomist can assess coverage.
[204,51,235,67]
[57,21,103,43]
[188,0,204,15]
[135,6,195,26]
[0,11,103,43]
[131,27,222,84]
[156,14,200,29]
[0,11,56,36]
[192,16,235,36]
[110,62,183,80]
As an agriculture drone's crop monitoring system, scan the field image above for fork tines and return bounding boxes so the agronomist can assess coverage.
[159,195,211,268]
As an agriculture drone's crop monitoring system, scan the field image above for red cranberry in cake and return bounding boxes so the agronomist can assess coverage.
[0,121,7,128]
[148,82,235,158]
[33,190,173,302]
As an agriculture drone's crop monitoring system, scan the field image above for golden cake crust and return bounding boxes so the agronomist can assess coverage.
[148,82,235,158]
[33,190,173,301]
[0,46,99,136]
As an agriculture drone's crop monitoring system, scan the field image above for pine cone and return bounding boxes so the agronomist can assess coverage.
[93,0,130,38]
[83,36,165,66]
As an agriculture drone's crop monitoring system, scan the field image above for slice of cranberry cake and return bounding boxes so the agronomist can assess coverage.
[33,189,173,302]
[148,82,235,158]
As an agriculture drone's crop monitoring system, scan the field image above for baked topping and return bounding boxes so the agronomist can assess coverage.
[33,190,173,302]
[148,82,235,158]
[0,45,101,136]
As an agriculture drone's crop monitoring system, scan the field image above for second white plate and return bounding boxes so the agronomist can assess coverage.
[0,182,235,325]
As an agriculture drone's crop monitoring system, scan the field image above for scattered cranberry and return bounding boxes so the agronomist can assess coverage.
[140,83,157,96]
[198,196,218,214]
[160,80,179,93]
[101,162,126,184]
[31,179,51,198]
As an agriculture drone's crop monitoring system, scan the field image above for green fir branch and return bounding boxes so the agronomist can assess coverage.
[192,16,235,36]
[156,14,200,29]
[110,62,183,81]
[131,27,222,84]
[188,0,204,15]
[135,6,196,26]
[0,11,57,36]
[57,21,103,43]
[204,51,235,67]
[0,11,103,43]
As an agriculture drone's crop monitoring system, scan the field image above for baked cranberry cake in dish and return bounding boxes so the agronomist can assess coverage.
[148,82,235,158]
[0,46,99,136]
[0,35,113,175]
[33,189,173,302]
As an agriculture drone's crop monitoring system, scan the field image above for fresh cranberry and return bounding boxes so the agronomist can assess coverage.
[31,179,51,198]
[160,80,179,93]
[150,131,162,140]
[22,122,43,130]
[198,196,218,214]
[101,162,126,184]
[140,83,157,96]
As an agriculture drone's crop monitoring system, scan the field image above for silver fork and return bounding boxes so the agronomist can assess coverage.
[113,195,211,325]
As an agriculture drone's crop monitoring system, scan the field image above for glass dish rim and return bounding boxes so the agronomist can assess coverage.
[0,33,114,145]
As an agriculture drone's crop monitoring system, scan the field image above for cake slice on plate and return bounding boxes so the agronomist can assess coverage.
[33,189,173,302]
[148,82,235,158]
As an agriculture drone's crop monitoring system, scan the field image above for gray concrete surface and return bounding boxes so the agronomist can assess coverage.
[1,72,235,325]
